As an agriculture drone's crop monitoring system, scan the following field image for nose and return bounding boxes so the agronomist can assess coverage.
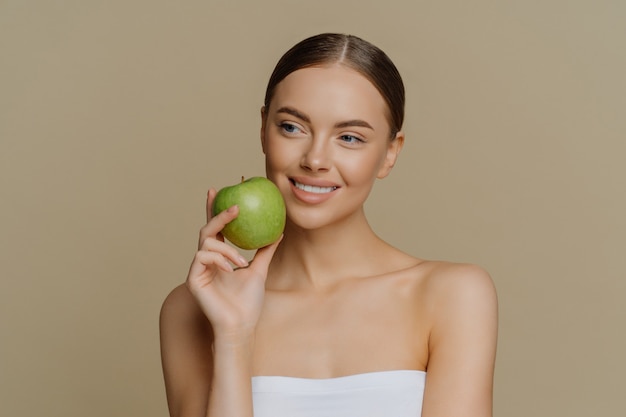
[300,137,331,172]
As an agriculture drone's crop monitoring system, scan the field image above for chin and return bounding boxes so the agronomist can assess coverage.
[287,205,360,233]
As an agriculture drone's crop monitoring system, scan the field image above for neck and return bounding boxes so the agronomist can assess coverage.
[267,210,393,291]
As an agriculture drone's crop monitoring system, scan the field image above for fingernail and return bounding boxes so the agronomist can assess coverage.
[237,256,249,267]
[227,205,238,213]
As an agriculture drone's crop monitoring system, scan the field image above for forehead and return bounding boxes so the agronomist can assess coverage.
[269,65,390,127]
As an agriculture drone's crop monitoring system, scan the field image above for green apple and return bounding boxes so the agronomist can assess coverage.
[212,176,286,250]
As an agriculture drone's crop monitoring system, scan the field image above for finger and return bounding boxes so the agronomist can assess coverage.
[198,222,224,249]
[248,235,283,276]
[199,204,240,244]
[188,250,233,280]
[200,237,249,268]
[206,188,217,224]
[198,188,221,249]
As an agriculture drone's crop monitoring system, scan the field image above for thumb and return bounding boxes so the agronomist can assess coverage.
[248,235,283,276]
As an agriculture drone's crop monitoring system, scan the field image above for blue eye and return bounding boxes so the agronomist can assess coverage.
[340,135,364,144]
[280,122,302,134]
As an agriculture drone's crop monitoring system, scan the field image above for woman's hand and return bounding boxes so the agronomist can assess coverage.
[185,188,281,342]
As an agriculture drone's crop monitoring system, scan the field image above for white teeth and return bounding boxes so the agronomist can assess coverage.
[294,181,337,194]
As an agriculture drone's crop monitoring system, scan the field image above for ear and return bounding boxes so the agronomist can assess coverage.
[377,131,404,179]
[260,106,267,154]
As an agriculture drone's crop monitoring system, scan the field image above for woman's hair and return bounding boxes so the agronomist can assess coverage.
[264,33,405,138]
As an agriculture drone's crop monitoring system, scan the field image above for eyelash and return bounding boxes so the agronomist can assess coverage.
[279,122,302,135]
[278,122,365,145]
[340,134,365,145]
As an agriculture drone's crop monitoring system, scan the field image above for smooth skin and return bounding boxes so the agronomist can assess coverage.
[160,65,498,417]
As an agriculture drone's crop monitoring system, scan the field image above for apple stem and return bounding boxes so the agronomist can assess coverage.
[241,176,245,183]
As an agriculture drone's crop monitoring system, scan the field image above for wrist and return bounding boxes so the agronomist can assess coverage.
[212,328,256,352]
[212,332,255,378]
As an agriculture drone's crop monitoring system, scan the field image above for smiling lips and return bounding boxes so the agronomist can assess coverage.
[294,181,337,194]
[289,178,339,204]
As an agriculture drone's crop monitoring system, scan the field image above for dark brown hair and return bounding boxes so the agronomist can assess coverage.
[264,33,405,138]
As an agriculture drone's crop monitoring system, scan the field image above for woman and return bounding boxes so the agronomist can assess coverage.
[160,33,498,417]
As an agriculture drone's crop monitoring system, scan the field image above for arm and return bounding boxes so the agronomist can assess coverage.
[421,264,498,417]
[160,189,281,417]
[159,284,261,417]
[160,284,213,417]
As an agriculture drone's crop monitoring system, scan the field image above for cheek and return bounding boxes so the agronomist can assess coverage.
[264,138,293,180]
[341,149,387,186]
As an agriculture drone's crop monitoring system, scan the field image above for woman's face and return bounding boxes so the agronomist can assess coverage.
[261,64,403,231]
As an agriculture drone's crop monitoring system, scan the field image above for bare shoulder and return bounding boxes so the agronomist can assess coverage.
[161,283,201,320]
[160,283,212,340]
[418,261,497,307]
[404,260,499,335]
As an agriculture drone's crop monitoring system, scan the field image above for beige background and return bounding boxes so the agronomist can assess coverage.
[1,1,624,416]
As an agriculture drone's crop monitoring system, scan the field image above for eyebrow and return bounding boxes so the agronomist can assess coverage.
[277,106,310,123]
[276,106,374,130]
